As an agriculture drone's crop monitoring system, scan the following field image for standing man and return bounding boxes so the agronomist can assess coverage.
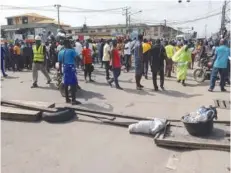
[108,40,123,90]
[150,39,167,91]
[103,40,111,81]
[100,39,105,68]
[82,42,94,82]
[165,41,175,77]
[23,42,33,70]
[58,39,81,105]
[3,42,10,71]
[142,39,151,79]
[1,46,8,77]
[208,39,230,92]
[124,39,131,72]
[134,34,144,90]
[13,42,21,71]
[31,35,51,88]
[75,39,82,69]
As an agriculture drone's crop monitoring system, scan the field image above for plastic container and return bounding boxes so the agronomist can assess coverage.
[181,115,214,136]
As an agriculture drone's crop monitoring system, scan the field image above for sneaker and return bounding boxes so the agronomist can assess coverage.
[46,79,51,84]
[177,80,181,83]
[221,88,227,92]
[182,83,186,87]
[136,86,142,90]
[71,100,82,105]
[154,87,159,91]
[77,85,81,90]
[3,74,8,78]
[208,88,213,92]
[66,99,71,103]
[89,79,95,82]
[139,84,144,88]
[116,86,123,90]
[31,83,38,88]
[160,86,165,90]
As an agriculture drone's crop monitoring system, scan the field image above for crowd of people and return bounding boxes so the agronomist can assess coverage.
[1,34,230,104]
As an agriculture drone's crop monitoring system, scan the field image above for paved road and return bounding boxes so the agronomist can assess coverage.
[1,65,230,173]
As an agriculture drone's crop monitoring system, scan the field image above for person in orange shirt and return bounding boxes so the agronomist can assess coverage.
[13,42,21,71]
[82,42,94,82]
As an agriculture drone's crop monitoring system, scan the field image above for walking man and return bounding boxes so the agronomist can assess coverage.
[134,34,144,90]
[142,39,151,79]
[103,40,111,80]
[208,39,230,92]
[150,39,167,91]
[165,41,175,77]
[124,39,131,72]
[82,42,94,82]
[108,40,123,90]
[31,35,51,88]
[1,46,8,77]
[58,39,81,105]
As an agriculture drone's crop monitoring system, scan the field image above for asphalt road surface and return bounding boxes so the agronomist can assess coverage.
[1,65,230,173]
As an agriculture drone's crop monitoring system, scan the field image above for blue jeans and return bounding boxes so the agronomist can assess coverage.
[110,68,121,87]
[1,58,7,76]
[209,67,225,90]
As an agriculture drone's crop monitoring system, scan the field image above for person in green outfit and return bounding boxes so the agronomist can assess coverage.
[172,41,192,86]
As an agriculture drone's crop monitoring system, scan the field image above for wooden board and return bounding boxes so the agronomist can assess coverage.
[12,100,55,108]
[1,99,57,112]
[1,106,41,122]
[154,122,230,152]
[1,100,56,122]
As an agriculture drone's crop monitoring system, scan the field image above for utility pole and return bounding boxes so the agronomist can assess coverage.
[54,4,61,28]
[220,0,229,37]
[122,7,131,35]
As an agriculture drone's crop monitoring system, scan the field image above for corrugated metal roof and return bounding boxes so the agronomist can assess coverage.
[1,23,56,30]
[6,13,53,20]
[36,20,70,27]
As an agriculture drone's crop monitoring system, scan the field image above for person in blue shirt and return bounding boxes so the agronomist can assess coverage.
[58,39,81,105]
[208,39,230,92]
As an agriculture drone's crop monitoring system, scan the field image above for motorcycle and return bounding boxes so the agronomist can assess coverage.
[193,57,213,83]
[53,63,81,97]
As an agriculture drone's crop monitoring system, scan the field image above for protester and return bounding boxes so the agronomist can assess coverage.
[172,42,192,86]
[165,41,175,77]
[58,39,81,105]
[31,35,51,88]
[107,40,123,90]
[82,42,94,82]
[142,39,151,79]
[208,39,230,92]
[23,42,33,70]
[13,42,21,71]
[150,39,167,91]
[134,34,144,90]
[103,40,111,80]
[124,39,132,72]
[1,46,8,77]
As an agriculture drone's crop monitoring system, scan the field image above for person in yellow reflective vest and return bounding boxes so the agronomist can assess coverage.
[142,39,151,79]
[165,41,175,77]
[31,35,51,88]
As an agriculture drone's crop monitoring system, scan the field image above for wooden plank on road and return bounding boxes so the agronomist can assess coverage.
[12,100,55,108]
[1,106,41,122]
[1,99,57,112]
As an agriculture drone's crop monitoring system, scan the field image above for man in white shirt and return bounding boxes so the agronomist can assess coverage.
[103,40,111,80]
[124,39,131,72]
[75,39,83,68]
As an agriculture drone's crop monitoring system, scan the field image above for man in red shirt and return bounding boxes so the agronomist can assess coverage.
[82,42,94,82]
[108,40,123,90]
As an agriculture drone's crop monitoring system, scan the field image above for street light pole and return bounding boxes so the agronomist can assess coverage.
[128,10,142,35]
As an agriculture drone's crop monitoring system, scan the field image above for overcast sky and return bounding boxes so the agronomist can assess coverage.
[0,0,227,37]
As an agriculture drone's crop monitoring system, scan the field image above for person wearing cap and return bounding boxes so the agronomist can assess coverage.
[208,39,230,92]
[58,39,81,105]
[31,35,51,88]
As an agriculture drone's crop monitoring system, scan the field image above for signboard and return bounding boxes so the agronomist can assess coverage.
[27,35,34,39]
[34,28,44,36]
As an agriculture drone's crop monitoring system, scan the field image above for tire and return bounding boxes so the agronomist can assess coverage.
[42,107,76,123]
[193,68,206,83]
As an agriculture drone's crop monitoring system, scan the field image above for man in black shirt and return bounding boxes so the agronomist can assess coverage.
[150,39,167,91]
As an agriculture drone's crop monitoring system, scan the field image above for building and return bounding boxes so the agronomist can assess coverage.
[71,23,149,40]
[1,13,70,41]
